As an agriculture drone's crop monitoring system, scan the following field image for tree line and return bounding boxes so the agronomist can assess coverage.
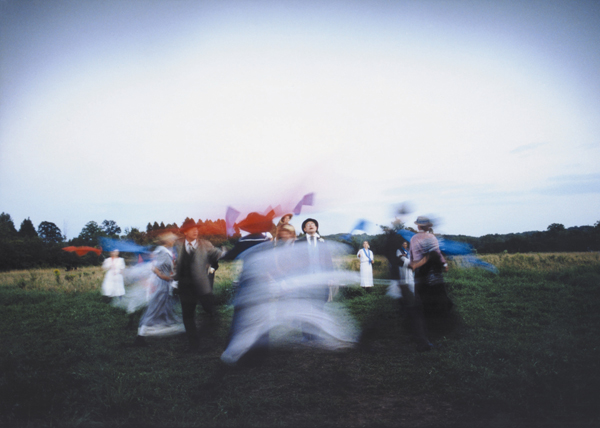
[0,213,239,271]
[1,212,599,271]
[329,222,600,255]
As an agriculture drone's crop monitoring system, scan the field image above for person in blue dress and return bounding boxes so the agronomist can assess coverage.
[134,232,184,346]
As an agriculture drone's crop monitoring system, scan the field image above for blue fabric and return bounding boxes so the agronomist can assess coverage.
[395,229,497,273]
[363,248,372,264]
[341,219,370,241]
[100,238,149,253]
[396,230,473,256]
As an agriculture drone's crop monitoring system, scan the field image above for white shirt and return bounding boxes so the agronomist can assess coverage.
[186,240,197,253]
[307,234,321,246]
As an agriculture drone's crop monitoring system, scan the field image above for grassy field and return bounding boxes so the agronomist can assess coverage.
[1,253,599,427]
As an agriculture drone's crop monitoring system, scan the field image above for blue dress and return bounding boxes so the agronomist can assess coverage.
[138,246,184,337]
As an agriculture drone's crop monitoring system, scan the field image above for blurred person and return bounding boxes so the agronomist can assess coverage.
[409,216,453,318]
[357,241,374,289]
[221,234,358,365]
[397,241,414,290]
[101,250,125,300]
[271,212,293,239]
[364,225,433,352]
[274,223,296,247]
[220,212,276,364]
[297,218,337,327]
[277,213,293,228]
[174,219,224,352]
[133,232,184,346]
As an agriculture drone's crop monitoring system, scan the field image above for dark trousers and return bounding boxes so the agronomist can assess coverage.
[180,294,215,347]
[399,283,430,347]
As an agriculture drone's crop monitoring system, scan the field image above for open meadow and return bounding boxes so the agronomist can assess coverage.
[1,253,599,427]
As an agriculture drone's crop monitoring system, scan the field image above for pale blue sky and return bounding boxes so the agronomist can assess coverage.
[1,0,599,238]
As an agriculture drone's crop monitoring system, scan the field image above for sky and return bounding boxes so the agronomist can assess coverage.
[1,0,599,239]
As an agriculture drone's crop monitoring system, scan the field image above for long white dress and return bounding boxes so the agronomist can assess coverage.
[396,248,415,293]
[357,248,374,288]
[101,257,126,297]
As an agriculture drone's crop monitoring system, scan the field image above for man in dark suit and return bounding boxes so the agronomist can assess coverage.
[174,219,223,351]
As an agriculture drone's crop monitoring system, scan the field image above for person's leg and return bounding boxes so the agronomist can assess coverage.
[181,299,199,348]
[400,282,432,351]
[198,293,215,316]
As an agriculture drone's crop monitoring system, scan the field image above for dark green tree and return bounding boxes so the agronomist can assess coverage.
[77,221,104,245]
[124,227,148,245]
[547,223,565,232]
[37,221,64,244]
[101,220,121,238]
[0,212,17,238]
[18,218,38,238]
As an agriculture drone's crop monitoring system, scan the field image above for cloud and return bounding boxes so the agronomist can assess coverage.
[536,174,600,195]
[509,142,548,155]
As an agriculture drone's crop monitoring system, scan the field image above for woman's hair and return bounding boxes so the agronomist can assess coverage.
[156,232,178,245]
[276,224,296,238]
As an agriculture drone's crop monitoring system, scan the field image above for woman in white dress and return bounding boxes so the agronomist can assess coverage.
[397,241,415,292]
[357,241,374,288]
[101,250,125,298]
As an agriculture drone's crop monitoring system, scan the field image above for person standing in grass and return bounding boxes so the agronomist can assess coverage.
[101,249,125,300]
[134,232,184,347]
[357,240,374,290]
[220,212,276,365]
[397,241,414,290]
[174,219,224,352]
[409,216,453,318]
[295,217,337,341]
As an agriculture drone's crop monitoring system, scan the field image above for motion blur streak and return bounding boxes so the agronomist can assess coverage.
[221,241,360,364]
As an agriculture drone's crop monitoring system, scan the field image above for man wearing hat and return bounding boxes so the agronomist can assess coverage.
[409,216,447,274]
[296,218,335,340]
[296,218,333,273]
[174,218,224,351]
[220,212,275,365]
[406,216,451,350]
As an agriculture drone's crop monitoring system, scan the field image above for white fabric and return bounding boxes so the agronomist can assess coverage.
[357,248,374,288]
[101,257,126,297]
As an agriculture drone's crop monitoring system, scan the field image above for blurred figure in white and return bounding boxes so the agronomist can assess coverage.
[396,241,414,292]
[220,238,359,366]
[101,249,125,300]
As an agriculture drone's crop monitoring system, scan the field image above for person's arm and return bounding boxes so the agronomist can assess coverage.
[410,255,429,270]
[153,267,172,281]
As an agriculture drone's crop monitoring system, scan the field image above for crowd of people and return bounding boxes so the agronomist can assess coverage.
[101,212,455,363]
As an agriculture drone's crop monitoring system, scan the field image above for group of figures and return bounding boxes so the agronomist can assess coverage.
[101,212,456,363]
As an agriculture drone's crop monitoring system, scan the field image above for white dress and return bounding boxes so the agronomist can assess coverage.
[396,249,415,293]
[357,248,374,288]
[101,257,126,297]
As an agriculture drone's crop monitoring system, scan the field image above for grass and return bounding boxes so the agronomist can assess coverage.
[1,253,599,427]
